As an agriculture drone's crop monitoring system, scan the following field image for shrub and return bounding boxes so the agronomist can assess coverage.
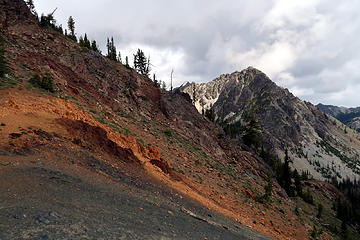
[29,73,55,92]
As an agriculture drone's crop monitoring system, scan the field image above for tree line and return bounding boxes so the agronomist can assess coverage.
[25,0,168,90]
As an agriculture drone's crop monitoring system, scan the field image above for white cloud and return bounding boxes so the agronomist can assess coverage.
[34,0,360,107]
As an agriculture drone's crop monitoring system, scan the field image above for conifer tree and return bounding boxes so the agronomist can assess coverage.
[153,73,159,88]
[161,81,167,89]
[125,56,130,68]
[133,49,150,76]
[78,36,84,47]
[117,51,122,63]
[0,33,9,78]
[281,149,292,195]
[67,16,76,41]
[106,37,117,61]
[26,0,38,18]
[242,108,262,150]
[91,40,100,53]
[83,33,91,49]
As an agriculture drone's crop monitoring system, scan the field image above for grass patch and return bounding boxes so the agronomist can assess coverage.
[0,74,22,90]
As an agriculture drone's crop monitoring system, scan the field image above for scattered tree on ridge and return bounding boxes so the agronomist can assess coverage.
[67,16,76,41]
[133,48,150,77]
[91,40,100,53]
[0,33,9,78]
[26,0,38,18]
[106,37,117,61]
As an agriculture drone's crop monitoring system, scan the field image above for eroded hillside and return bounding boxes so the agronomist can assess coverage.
[0,0,357,239]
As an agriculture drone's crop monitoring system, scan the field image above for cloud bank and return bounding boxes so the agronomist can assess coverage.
[35,0,360,107]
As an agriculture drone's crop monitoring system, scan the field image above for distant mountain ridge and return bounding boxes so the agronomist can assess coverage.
[179,67,360,181]
[317,103,360,131]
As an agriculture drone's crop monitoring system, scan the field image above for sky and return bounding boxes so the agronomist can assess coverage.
[34,0,360,107]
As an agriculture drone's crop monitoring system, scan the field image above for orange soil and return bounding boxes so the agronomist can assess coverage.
[0,88,333,240]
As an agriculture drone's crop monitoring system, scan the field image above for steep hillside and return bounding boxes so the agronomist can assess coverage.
[1,0,358,239]
[180,67,360,181]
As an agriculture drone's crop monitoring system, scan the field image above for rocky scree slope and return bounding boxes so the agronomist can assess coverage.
[0,0,328,239]
[180,67,360,181]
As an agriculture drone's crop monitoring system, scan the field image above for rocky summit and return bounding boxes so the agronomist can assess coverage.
[180,67,360,181]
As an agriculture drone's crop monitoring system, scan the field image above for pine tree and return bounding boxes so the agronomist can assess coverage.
[317,203,323,219]
[125,56,130,68]
[133,49,150,76]
[282,149,292,196]
[67,16,76,41]
[263,172,273,202]
[242,108,262,150]
[293,169,303,196]
[153,73,159,88]
[78,36,84,47]
[26,0,38,18]
[161,81,166,89]
[106,37,117,61]
[0,33,9,78]
[83,34,91,49]
[117,51,122,63]
[91,40,100,53]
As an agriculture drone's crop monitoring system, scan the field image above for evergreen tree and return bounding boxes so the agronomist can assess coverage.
[133,48,150,76]
[263,172,273,202]
[161,80,166,89]
[205,105,216,122]
[83,33,91,49]
[117,51,122,63]
[242,108,262,150]
[293,169,303,196]
[26,0,38,18]
[281,149,292,196]
[78,36,84,47]
[39,13,56,28]
[91,40,100,53]
[0,33,9,78]
[153,73,159,88]
[67,16,76,41]
[125,56,130,68]
[106,37,117,61]
[317,203,323,219]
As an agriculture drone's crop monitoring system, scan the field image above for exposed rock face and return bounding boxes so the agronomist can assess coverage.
[0,0,37,29]
[180,67,360,181]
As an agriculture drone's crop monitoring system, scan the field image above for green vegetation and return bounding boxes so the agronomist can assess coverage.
[133,48,151,77]
[67,16,76,41]
[256,172,273,203]
[28,73,55,93]
[317,203,323,219]
[106,37,118,61]
[319,140,359,174]
[310,225,323,239]
[242,109,262,151]
[205,106,216,123]
[0,32,9,78]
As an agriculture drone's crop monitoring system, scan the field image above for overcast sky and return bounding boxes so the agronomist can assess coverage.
[34,0,360,107]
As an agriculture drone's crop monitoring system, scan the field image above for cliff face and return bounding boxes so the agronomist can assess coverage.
[180,67,360,181]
